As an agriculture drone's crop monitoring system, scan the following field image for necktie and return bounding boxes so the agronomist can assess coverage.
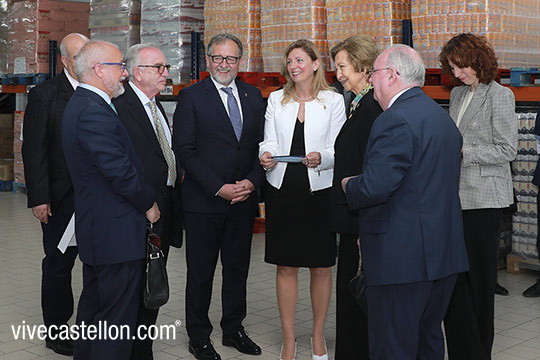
[220,87,243,141]
[148,101,177,186]
[109,102,118,114]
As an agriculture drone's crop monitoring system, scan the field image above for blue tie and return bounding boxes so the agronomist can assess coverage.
[109,102,118,115]
[220,87,242,141]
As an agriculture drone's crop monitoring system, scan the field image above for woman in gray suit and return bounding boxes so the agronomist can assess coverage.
[439,33,517,360]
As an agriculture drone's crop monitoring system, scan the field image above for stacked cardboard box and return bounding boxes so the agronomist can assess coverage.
[204,0,262,72]
[0,0,8,74]
[7,0,90,74]
[411,0,540,68]
[261,0,329,73]
[90,0,140,56]
[327,0,411,56]
[0,113,13,160]
[140,0,204,84]
[13,111,24,184]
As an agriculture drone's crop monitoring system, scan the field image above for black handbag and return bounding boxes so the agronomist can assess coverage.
[348,247,368,315]
[143,226,169,309]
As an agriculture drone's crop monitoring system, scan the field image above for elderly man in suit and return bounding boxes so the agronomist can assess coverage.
[62,40,160,360]
[173,33,265,360]
[22,32,88,356]
[113,43,182,360]
[342,45,469,359]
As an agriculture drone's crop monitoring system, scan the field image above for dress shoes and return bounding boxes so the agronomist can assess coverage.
[222,329,262,355]
[523,279,540,298]
[45,338,74,356]
[495,282,509,296]
[188,339,221,360]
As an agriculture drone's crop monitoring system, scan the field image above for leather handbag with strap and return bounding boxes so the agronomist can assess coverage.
[143,225,169,309]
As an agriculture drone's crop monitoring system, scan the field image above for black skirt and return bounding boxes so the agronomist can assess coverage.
[264,119,336,267]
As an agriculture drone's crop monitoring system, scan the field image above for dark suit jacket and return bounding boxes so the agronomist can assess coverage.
[173,77,265,214]
[22,72,74,212]
[330,89,382,234]
[62,86,154,266]
[113,83,183,248]
[532,105,540,186]
[345,87,469,286]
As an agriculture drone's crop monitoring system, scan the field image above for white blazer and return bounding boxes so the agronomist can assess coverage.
[259,89,346,192]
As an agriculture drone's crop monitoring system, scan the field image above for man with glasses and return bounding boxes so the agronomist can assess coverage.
[113,43,183,360]
[173,33,265,360]
[341,45,468,359]
[62,40,160,359]
[22,32,88,356]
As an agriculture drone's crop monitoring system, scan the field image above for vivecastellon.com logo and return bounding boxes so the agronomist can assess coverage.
[11,320,180,341]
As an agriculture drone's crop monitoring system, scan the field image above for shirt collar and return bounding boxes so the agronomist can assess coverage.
[64,69,79,90]
[79,83,112,104]
[129,81,153,105]
[210,76,238,94]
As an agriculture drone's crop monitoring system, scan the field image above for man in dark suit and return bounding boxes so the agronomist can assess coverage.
[22,32,88,356]
[61,40,160,360]
[113,43,182,360]
[342,45,469,359]
[173,33,265,360]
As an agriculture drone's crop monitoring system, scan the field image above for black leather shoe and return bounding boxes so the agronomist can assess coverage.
[495,282,509,296]
[46,338,73,356]
[222,329,261,355]
[188,339,221,360]
[523,279,540,298]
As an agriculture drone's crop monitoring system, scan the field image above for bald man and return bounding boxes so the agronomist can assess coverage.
[22,33,88,356]
[62,40,159,360]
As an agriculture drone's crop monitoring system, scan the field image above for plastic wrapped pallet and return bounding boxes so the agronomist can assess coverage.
[140,0,204,84]
[0,0,8,75]
[7,0,90,74]
[261,0,328,73]
[204,0,262,72]
[411,0,540,68]
[13,111,24,185]
[90,0,141,56]
[326,0,410,57]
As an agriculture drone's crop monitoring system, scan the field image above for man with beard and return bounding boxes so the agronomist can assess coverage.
[61,40,160,360]
[173,33,265,360]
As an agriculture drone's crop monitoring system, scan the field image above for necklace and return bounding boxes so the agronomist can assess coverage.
[294,91,313,102]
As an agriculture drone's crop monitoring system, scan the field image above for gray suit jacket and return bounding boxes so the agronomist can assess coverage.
[449,81,517,210]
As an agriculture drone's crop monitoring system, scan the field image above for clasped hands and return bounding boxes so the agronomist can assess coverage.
[259,151,321,171]
[218,179,254,204]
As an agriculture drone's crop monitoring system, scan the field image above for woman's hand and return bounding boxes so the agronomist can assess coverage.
[260,151,277,171]
[303,151,321,168]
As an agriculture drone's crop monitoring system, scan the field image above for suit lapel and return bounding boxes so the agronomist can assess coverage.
[204,78,241,142]
[456,83,489,133]
[58,72,75,101]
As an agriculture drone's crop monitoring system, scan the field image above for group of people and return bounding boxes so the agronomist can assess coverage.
[21,29,528,360]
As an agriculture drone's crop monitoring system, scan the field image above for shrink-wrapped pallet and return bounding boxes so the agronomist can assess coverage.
[261,0,328,73]
[140,0,204,84]
[0,0,7,74]
[204,0,262,72]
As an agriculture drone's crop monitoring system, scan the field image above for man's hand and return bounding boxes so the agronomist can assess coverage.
[32,204,51,223]
[231,179,255,204]
[146,202,160,224]
[341,176,355,193]
[217,184,236,201]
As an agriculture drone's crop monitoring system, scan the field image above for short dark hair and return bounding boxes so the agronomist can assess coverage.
[206,33,243,59]
[439,33,498,84]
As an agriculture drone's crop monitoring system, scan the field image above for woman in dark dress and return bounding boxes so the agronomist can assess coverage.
[259,39,346,360]
[329,35,382,360]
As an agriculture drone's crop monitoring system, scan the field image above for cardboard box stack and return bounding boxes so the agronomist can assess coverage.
[0,113,14,182]
[90,0,141,55]
[7,0,90,74]
[411,0,540,68]
[204,0,262,72]
[140,0,204,84]
[12,111,24,184]
[327,0,411,56]
[261,0,329,73]
[0,0,8,75]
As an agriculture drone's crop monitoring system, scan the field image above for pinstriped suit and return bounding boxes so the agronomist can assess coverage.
[444,80,517,360]
[449,81,517,210]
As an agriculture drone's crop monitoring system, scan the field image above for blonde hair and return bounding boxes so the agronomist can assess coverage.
[280,39,332,105]
[330,35,379,73]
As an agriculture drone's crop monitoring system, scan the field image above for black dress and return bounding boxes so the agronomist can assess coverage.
[264,118,336,268]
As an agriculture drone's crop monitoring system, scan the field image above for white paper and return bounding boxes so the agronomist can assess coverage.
[57,213,77,253]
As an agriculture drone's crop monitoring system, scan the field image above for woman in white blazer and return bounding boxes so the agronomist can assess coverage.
[259,39,346,360]
[439,33,517,360]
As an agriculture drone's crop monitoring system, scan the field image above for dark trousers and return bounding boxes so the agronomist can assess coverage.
[74,259,144,360]
[334,233,369,360]
[537,193,540,257]
[367,274,457,360]
[41,189,78,334]
[444,208,501,360]
[131,188,174,360]
[184,209,255,340]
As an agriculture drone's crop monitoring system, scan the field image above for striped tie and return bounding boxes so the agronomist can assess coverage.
[149,101,177,186]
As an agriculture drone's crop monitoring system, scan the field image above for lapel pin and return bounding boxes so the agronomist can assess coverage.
[323,105,326,110]
[244,93,247,97]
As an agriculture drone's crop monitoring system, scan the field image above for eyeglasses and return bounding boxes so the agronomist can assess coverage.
[209,55,239,64]
[368,67,401,76]
[93,62,127,71]
[137,64,171,74]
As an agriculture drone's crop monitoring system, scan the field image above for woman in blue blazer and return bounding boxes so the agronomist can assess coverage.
[259,39,346,360]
